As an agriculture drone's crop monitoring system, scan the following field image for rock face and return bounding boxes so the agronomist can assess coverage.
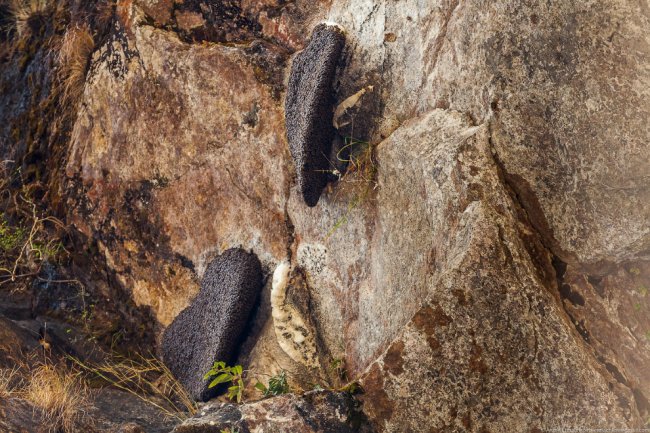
[0,390,179,433]
[354,110,638,431]
[173,391,372,433]
[162,248,263,402]
[48,0,649,431]
[285,23,346,207]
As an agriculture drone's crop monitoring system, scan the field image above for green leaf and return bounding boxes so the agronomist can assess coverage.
[227,385,239,401]
[340,381,363,395]
[237,379,244,402]
[209,373,232,388]
[265,371,289,396]
[254,382,267,392]
[232,365,243,376]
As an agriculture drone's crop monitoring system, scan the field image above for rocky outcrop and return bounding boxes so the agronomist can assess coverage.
[15,0,647,430]
[0,317,177,432]
[162,248,263,401]
[173,391,372,433]
[285,23,346,206]
[0,390,179,433]
[355,109,639,431]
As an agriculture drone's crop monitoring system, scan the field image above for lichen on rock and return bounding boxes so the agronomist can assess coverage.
[161,248,263,402]
[285,22,346,207]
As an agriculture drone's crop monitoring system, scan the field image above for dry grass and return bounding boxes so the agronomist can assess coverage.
[0,163,68,289]
[22,364,90,432]
[94,0,115,33]
[8,0,50,38]
[0,196,67,288]
[70,354,197,421]
[57,23,94,109]
[0,363,89,432]
[0,367,19,398]
[336,136,378,187]
[324,136,378,239]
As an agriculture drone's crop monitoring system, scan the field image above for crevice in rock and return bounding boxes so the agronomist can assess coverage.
[134,0,304,53]
[487,120,647,421]
[283,176,296,264]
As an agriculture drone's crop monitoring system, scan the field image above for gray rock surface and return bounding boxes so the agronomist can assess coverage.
[173,390,372,433]
[285,23,346,207]
[355,109,640,431]
[162,248,263,402]
[0,390,180,433]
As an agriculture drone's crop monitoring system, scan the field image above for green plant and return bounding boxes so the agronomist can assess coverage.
[0,218,26,252]
[329,358,346,381]
[325,358,363,395]
[204,361,245,403]
[339,380,363,395]
[324,136,378,240]
[0,178,68,288]
[8,0,51,38]
[254,370,289,397]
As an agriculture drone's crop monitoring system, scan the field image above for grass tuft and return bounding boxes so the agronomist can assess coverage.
[57,23,94,109]
[19,363,89,433]
[324,136,378,239]
[8,0,50,38]
[0,367,20,398]
[70,354,197,421]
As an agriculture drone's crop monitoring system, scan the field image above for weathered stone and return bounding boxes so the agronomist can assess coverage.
[135,0,174,25]
[0,398,47,433]
[555,258,650,409]
[175,10,206,33]
[56,0,649,430]
[0,316,39,369]
[0,390,180,433]
[88,388,180,432]
[162,248,263,402]
[173,391,372,433]
[326,0,650,266]
[285,23,346,207]
[352,109,642,431]
[66,15,291,326]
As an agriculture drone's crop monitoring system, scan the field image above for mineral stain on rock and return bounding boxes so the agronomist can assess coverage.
[285,23,346,207]
[161,248,263,402]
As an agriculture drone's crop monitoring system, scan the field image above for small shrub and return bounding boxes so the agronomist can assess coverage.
[339,380,363,395]
[0,164,68,288]
[318,358,363,395]
[254,370,289,397]
[204,361,245,403]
